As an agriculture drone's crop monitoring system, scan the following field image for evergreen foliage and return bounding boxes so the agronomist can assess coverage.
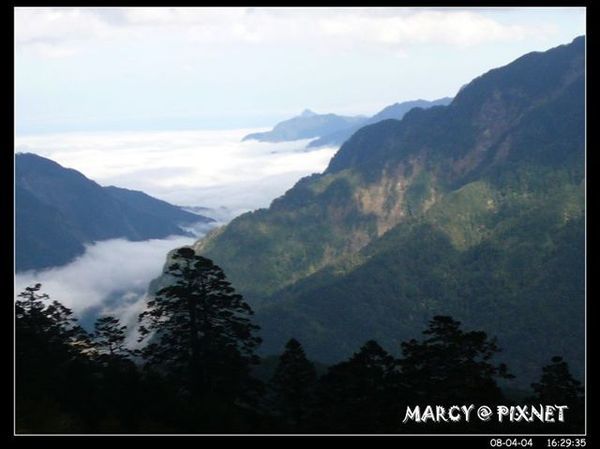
[269,338,318,431]
[399,316,513,403]
[15,283,585,434]
[314,340,401,433]
[138,247,262,413]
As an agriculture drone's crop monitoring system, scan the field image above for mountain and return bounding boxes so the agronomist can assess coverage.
[242,110,366,143]
[243,99,452,148]
[192,36,584,385]
[307,97,453,148]
[15,153,213,272]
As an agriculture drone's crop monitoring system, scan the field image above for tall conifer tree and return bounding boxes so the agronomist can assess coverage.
[138,248,262,404]
[270,338,318,430]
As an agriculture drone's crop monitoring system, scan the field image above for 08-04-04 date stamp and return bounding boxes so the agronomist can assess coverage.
[489,438,586,447]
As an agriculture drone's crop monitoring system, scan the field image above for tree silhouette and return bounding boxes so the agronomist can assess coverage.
[15,284,93,432]
[93,315,136,362]
[15,284,92,393]
[15,284,580,434]
[531,356,584,404]
[270,338,318,431]
[315,340,401,433]
[399,315,513,405]
[88,315,142,432]
[529,356,584,432]
[16,283,90,354]
[138,248,262,406]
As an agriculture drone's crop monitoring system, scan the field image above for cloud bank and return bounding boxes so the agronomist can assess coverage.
[15,128,338,218]
[14,236,197,338]
[14,236,195,313]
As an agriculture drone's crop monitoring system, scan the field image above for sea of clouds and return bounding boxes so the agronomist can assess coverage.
[15,128,337,217]
[14,236,196,341]
[15,128,338,335]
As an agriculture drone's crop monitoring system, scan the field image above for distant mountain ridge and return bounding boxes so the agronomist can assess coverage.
[307,97,453,148]
[242,98,452,149]
[15,153,213,272]
[242,110,366,143]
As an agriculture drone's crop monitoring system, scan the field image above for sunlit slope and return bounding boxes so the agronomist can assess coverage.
[193,37,584,384]
[196,36,584,303]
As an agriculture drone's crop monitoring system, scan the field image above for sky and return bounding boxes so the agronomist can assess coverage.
[14,7,586,135]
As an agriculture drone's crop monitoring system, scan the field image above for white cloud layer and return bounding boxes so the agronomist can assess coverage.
[15,128,338,217]
[14,236,197,334]
[15,7,559,59]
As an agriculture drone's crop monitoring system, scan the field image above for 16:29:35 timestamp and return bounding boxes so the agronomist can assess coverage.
[546,439,586,447]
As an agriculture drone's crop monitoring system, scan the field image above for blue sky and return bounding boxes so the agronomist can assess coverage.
[15,7,585,135]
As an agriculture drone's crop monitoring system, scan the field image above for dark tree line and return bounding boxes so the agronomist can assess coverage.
[15,250,584,434]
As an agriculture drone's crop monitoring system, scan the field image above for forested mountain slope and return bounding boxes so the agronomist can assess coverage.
[194,36,584,384]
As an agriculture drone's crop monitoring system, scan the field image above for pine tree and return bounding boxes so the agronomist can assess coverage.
[138,248,262,405]
[90,316,141,432]
[270,338,318,431]
[15,284,93,432]
[531,356,584,404]
[16,283,92,393]
[16,283,90,354]
[315,340,401,433]
[93,315,136,363]
[527,356,584,433]
[399,315,513,404]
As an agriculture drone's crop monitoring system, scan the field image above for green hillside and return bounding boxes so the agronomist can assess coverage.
[193,37,585,385]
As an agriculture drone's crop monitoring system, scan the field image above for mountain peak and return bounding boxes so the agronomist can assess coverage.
[300,108,317,117]
[242,109,364,143]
